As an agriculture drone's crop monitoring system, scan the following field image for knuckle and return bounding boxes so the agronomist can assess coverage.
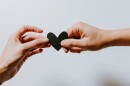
[35,39,43,45]
[21,25,32,31]
[21,26,28,31]
[68,40,76,47]
[81,41,87,47]
[75,21,84,27]
[22,25,29,28]
[26,34,33,39]
[72,42,76,46]
[68,42,73,47]
[21,45,27,50]
[21,44,29,51]
[80,39,88,46]
[30,26,36,31]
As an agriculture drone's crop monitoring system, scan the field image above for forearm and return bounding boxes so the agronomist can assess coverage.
[0,56,8,84]
[104,29,130,46]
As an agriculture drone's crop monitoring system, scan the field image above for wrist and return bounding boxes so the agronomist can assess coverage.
[0,56,8,83]
[101,29,118,47]
[0,56,8,72]
[104,29,130,46]
[101,29,130,47]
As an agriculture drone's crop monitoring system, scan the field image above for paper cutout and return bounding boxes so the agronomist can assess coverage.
[47,31,68,51]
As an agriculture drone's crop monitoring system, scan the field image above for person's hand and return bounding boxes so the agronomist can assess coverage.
[0,26,50,83]
[61,22,112,53]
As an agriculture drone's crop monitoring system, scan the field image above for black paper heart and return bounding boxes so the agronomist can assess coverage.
[47,31,68,51]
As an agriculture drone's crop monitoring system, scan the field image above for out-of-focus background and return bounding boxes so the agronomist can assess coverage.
[0,0,130,86]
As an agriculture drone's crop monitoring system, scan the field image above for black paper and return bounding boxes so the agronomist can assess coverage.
[47,31,68,51]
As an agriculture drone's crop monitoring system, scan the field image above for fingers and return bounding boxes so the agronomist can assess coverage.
[62,47,69,53]
[42,43,51,48]
[69,49,81,53]
[66,25,79,38]
[22,34,45,43]
[66,22,84,38]
[24,48,43,61]
[70,47,85,51]
[66,27,74,38]
[63,47,87,53]
[63,48,82,53]
[27,48,43,57]
[22,34,51,48]
[23,48,43,63]
[15,26,43,37]
[61,39,86,48]
[37,42,51,48]
[23,37,49,50]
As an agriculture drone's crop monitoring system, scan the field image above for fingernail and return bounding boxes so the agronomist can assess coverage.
[41,30,43,33]
[47,43,51,47]
[39,49,43,52]
[65,51,68,53]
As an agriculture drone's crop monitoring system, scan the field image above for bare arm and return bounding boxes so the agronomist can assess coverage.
[106,29,130,46]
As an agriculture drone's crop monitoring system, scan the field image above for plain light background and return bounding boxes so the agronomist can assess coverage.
[0,0,130,86]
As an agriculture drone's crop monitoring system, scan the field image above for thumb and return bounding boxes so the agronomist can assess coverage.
[61,38,86,48]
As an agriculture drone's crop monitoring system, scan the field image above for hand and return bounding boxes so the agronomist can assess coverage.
[61,22,111,53]
[0,26,50,83]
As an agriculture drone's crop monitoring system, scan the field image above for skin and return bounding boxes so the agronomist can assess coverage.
[1,22,130,83]
[0,26,50,83]
[61,22,130,53]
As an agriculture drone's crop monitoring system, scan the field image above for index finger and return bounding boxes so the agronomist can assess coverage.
[66,23,81,38]
[15,25,43,37]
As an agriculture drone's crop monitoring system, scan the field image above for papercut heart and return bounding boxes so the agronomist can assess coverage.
[47,31,68,51]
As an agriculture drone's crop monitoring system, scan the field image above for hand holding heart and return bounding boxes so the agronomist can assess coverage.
[47,22,110,53]
[1,22,130,84]
[0,26,50,83]
[47,32,68,51]
[1,22,106,83]
[61,22,110,53]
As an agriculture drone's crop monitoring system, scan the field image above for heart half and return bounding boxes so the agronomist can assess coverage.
[47,31,68,51]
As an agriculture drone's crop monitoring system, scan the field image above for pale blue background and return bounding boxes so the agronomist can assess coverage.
[0,0,130,86]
